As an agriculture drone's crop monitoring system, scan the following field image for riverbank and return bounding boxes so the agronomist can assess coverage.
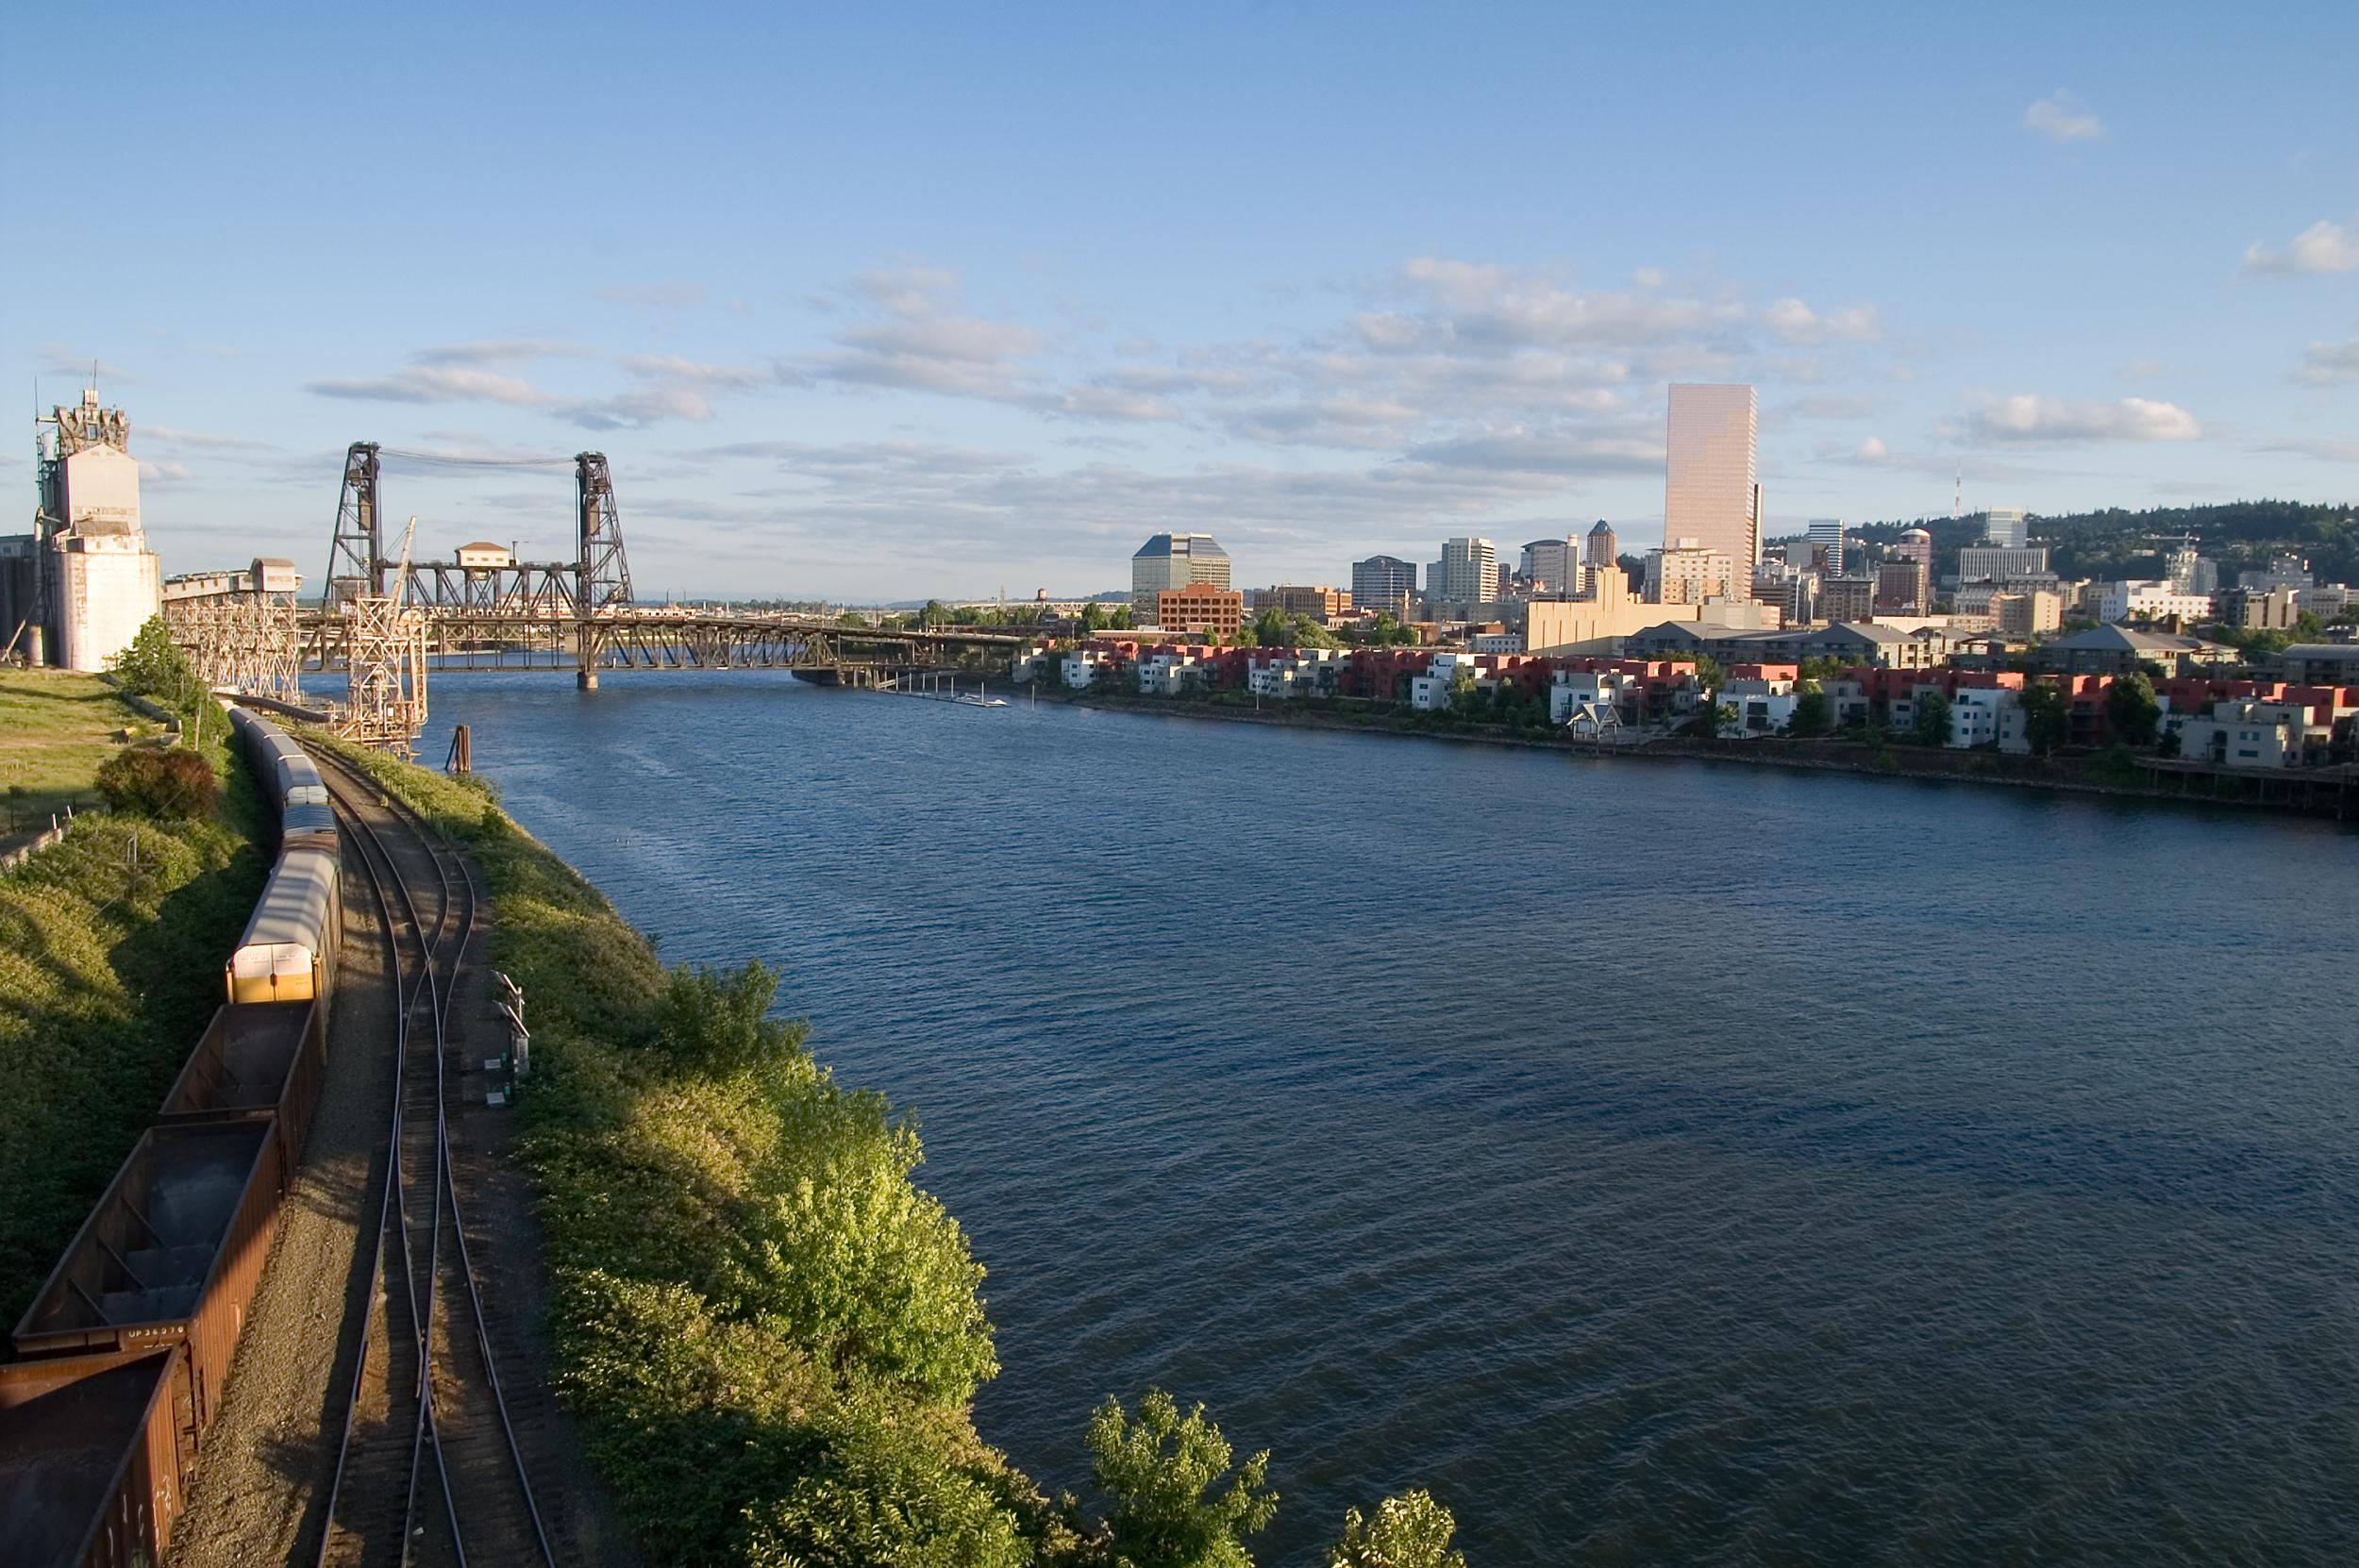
[0,676,267,1333]
[1022,681,2355,817]
[313,742,1078,1566]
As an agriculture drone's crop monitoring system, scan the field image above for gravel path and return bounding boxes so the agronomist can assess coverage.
[167,840,394,1568]
[170,805,642,1567]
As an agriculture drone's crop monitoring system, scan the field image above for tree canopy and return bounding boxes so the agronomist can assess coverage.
[1330,1491,1465,1568]
[1085,1389,1277,1568]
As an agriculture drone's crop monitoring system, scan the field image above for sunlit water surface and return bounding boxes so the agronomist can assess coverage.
[424,673,2358,1566]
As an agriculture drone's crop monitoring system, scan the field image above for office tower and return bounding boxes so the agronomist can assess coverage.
[1583,520,1618,570]
[1131,533,1230,622]
[1520,537,1579,593]
[1665,384,1761,590]
[1351,555,1418,618]
[1429,537,1500,606]
[1983,508,2029,549]
[1805,519,1846,577]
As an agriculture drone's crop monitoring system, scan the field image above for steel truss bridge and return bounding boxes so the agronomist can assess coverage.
[304,443,1030,687]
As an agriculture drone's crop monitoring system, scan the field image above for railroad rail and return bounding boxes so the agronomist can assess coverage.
[310,747,555,1567]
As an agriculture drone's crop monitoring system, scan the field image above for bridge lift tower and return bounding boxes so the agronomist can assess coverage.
[322,444,635,688]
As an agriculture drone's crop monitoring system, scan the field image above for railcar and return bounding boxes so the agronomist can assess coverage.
[0,1346,195,1568]
[223,845,342,1005]
[279,798,340,857]
[157,1000,326,1193]
[10,1121,282,1440]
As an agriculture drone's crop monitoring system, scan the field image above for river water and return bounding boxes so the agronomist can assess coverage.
[422,672,2358,1566]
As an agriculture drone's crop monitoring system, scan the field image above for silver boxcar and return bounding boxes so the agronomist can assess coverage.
[224,845,342,1006]
[278,799,339,857]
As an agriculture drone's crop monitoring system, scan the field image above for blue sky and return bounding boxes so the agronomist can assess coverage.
[6,0,2354,599]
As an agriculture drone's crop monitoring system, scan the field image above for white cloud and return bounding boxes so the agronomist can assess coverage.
[410,339,581,367]
[1855,436,1890,461]
[2245,217,2359,275]
[1762,298,1880,345]
[309,364,556,408]
[2297,328,2359,384]
[2023,91,2105,142]
[1964,393,2200,443]
[2257,436,2359,463]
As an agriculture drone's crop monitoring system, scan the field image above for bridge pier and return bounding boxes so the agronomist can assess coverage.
[577,669,598,691]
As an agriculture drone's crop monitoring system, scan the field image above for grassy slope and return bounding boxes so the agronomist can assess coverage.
[0,699,267,1334]
[310,738,1076,1567]
[0,669,173,827]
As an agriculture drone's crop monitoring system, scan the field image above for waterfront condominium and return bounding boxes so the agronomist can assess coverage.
[1132,532,1231,622]
[1351,554,1419,618]
[1665,384,1761,592]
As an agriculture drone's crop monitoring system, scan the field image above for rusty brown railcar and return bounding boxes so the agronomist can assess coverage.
[0,1345,195,1568]
[9,1121,281,1438]
[155,999,326,1192]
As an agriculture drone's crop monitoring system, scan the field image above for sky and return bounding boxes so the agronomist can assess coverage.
[4,0,2355,601]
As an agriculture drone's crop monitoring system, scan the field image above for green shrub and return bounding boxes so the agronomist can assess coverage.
[1330,1491,1464,1568]
[93,745,218,819]
[1086,1389,1276,1568]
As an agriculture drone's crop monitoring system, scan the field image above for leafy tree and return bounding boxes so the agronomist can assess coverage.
[1686,651,1728,693]
[109,616,200,709]
[1330,1491,1465,1568]
[93,746,217,819]
[1446,663,1478,713]
[1107,605,1134,631]
[2017,680,2068,755]
[918,599,947,628]
[1796,655,1849,683]
[654,959,808,1075]
[1086,1389,1276,1568]
[2104,671,2162,747]
[728,1087,997,1404]
[1911,692,1951,747]
[1787,688,1830,737]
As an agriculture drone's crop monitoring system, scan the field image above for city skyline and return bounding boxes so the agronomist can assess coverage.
[5,3,2355,600]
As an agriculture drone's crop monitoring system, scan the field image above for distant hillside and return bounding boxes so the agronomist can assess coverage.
[1780,501,2358,586]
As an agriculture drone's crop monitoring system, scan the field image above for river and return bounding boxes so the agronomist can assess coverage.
[421,671,2359,1566]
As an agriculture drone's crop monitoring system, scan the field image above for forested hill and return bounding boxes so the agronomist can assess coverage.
[1795,500,2358,585]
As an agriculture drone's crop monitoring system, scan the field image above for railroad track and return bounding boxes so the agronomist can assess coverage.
[310,748,555,1568]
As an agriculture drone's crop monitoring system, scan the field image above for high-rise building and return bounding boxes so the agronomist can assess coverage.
[1875,559,1931,615]
[1350,555,1418,618]
[1643,538,1736,604]
[1958,545,2050,582]
[1131,533,1230,622]
[1428,537,1500,607]
[1519,537,1579,593]
[2165,547,2220,596]
[1254,585,1352,623]
[1665,384,1761,590]
[1820,576,1876,623]
[1982,508,2029,549]
[2236,554,2312,592]
[1583,520,1618,571]
[1154,585,1246,641]
[1805,519,1846,577]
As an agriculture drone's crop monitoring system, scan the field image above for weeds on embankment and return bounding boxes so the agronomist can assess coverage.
[0,702,266,1333]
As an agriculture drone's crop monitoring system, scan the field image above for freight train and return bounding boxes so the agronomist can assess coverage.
[0,704,345,1568]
